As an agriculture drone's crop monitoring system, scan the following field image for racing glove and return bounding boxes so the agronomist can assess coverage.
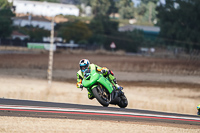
[101,69,107,75]
[118,86,123,90]
[80,84,83,91]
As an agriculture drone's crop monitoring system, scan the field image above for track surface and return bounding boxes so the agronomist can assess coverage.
[0,98,200,126]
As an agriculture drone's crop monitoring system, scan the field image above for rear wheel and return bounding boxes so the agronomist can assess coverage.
[92,85,110,107]
[117,95,128,108]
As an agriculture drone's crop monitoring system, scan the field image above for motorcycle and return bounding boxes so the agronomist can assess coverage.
[82,69,128,108]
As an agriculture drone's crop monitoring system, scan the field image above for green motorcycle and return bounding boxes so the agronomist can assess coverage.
[82,69,128,108]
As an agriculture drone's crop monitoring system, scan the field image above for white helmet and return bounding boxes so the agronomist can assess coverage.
[79,59,90,72]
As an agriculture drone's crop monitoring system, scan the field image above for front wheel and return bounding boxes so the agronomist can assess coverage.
[92,86,110,107]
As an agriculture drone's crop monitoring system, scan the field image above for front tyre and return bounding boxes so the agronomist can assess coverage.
[92,86,109,107]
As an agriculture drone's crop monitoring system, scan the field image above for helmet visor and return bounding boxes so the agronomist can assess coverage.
[81,66,87,70]
[80,64,89,72]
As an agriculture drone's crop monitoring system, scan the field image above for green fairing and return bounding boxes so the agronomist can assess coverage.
[97,76,113,93]
[82,70,114,94]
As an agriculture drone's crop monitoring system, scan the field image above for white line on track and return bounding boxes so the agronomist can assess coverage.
[0,104,200,121]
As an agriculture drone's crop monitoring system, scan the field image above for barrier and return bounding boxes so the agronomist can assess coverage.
[27,43,56,51]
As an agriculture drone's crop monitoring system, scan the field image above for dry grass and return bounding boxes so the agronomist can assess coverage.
[0,116,200,133]
[0,46,29,51]
[0,77,199,115]
[0,51,199,75]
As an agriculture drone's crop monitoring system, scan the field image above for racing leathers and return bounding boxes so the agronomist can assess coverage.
[197,104,200,115]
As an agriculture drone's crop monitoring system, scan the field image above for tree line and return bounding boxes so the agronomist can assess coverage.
[0,0,200,52]
[156,0,200,52]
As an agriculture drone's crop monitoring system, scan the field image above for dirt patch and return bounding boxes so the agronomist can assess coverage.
[0,51,199,75]
[0,68,199,85]
[0,116,200,133]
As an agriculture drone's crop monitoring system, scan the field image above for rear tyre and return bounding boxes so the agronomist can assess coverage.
[92,86,110,107]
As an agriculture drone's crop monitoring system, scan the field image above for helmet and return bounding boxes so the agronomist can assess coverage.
[79,59,90,72]
[197,104,200,110]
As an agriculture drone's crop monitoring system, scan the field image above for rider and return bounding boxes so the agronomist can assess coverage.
[77,59,123,100]
[197,104,200,115]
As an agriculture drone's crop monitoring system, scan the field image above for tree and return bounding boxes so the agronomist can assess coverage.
[57,20,92,43]
[156,0,200,50]
[81,0,135,19]
[0,0,13,8]
[144,2,157,24]
[29,0,59,3]
[117,0,134,19]
[0,0,15,38]
[136,0,158,24]
[29,27,50,42]
[140,0,159,4]
[81,0,111,17]
[107,0,118,17]
[88,15,119,46]
[16,26,50,42]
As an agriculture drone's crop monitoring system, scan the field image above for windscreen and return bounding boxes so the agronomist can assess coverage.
[84,69,91,79]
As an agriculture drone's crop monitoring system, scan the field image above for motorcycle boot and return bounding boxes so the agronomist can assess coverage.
[88,92,94,100]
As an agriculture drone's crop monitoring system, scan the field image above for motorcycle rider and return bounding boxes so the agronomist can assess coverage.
[77,59,123,100]
[197,104,200,115]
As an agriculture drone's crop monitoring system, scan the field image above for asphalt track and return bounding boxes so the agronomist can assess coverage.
[0,98,200,126]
